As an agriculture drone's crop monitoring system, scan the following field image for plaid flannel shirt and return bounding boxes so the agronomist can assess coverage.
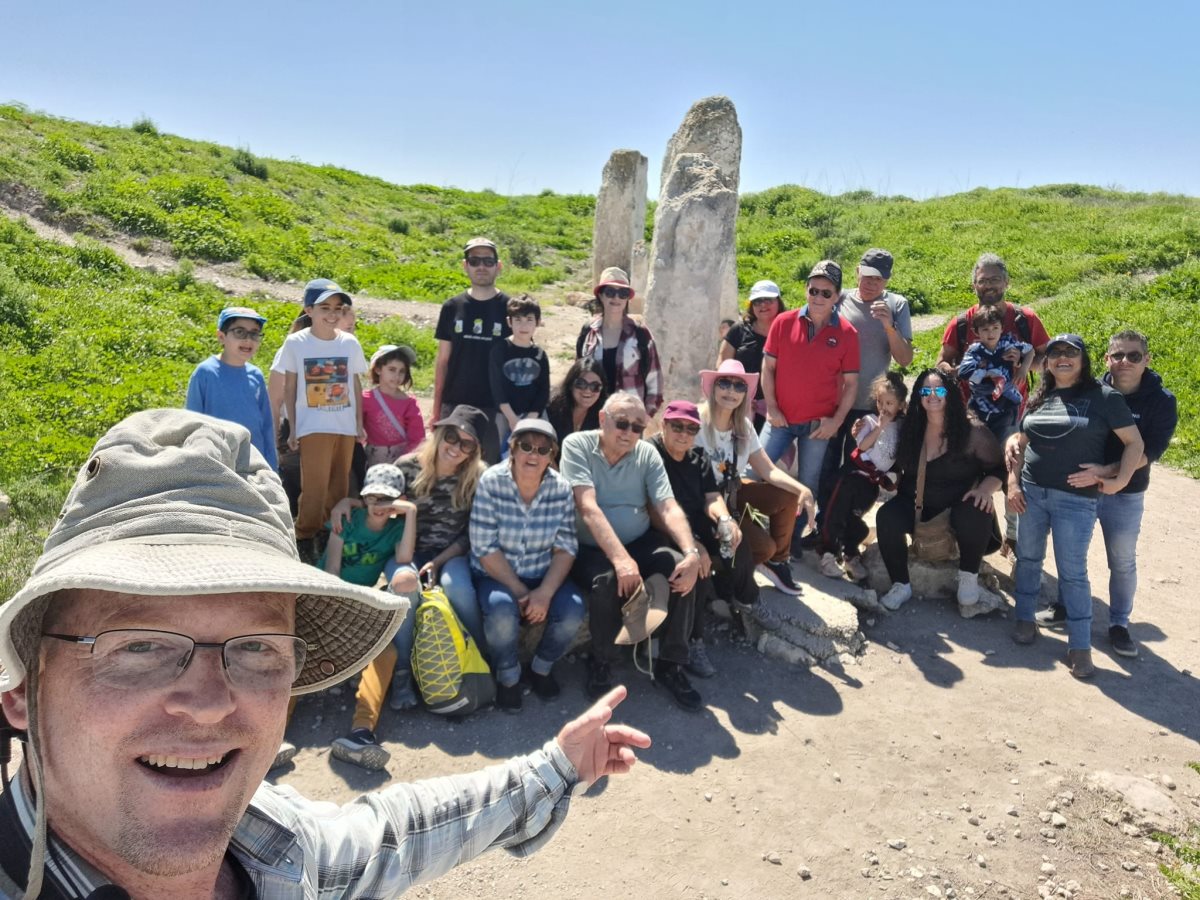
[2,741,578,898]
[469,462,578,579]
[577,315,664,416]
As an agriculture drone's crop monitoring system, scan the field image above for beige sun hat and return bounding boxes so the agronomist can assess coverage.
[0,408,409,697]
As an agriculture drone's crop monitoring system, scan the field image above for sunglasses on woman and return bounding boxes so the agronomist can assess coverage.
[573,378,603,393]
[919,386,949,398]
[714,377,748,394]
[515,440,553,456]
[1047,346,1082,359]
[667,421,700,436]
[600,286,633,300]
[612,418,646,434]
[443,429,478,453]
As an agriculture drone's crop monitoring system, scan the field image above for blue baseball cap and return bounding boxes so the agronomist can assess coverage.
[217,306,267,331]
[303,278,352,308]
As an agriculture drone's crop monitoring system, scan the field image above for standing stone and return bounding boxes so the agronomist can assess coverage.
[592,150,648,296]
[644,154,738,400]
[629,240,649,311]
[659,95,742,195]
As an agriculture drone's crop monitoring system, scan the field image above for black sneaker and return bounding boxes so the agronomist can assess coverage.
[1035,603,1067,629]
[296,537,318,566]
[496,680,523,712]
[653,661,703,711]
[330,728,390,771]
[585,656,612,700]
[1109,625,1138,658]
[758,560,803,595]
[525,666,560,700]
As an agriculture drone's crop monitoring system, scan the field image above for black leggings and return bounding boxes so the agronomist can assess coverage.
[876,494,996,584]
[818,469,879,558]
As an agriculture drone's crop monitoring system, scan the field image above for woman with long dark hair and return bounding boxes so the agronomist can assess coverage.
[575,267,663,416]
[546,357,609,448]
[875,368,1006,612]
[1007,335,1142,678]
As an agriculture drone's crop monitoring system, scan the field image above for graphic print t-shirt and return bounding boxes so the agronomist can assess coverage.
[489,339,550,416]
[435,292,511,407]
[277,329,368,439]
[1020,383,1133,495]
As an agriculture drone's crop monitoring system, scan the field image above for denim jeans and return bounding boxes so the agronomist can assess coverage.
[384,552,482,665]
[1096,490,1145,628]
[1013,482,1098,650]
[477,574,586,686]
[759,420,829,494]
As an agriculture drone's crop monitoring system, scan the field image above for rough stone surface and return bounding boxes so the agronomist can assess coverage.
[629,239,649,307]
[1086,771,1184,834]
[645,153,739,400]
[861,542,1012,617]
[658,95,741,196]
[747,566,865,668]
[592,149,648,293]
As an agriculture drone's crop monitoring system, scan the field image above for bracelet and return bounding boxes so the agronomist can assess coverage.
[684,547,701,557]
[717,515,732,523]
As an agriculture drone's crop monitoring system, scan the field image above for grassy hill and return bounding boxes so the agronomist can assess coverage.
[1,102,1198,597]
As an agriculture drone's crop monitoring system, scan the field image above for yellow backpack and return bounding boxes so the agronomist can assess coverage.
[410,586,495,715]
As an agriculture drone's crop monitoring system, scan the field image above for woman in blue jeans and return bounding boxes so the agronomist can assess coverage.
[1007,335,1143,679]
[469,419,585,711]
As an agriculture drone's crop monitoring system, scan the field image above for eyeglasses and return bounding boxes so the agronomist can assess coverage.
[600,286,633,300]
[1047,346,1082,359]
[44,629,308,692]
[573,378,603,393]
[515,440,553,456]
[667,421,700,436]
[363,494,397,506]
[443,429,478,453]
[612,418,647,434]
[807,287,835,299]
[226,327,263,341]
[975,276,1005,287]
[714,378,749,394]
[919,386,949,398]
[1108,350,1144,363]
[466,256,498,267]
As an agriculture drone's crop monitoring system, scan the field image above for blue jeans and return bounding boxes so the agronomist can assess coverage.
[760,420,829,493]
[384,552,483,666]
[1013,482,1098,650]
[1096,491,1144,628]
[477,574,586,687]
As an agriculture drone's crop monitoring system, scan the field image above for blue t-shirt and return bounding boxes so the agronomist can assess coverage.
[318,507,408,586]
[185,356,277,469]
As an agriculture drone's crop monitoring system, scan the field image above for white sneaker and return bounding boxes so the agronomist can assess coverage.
[957,570,981,606]
[880,582,913,611]
[819,552,845,579]
[843,555,868,581]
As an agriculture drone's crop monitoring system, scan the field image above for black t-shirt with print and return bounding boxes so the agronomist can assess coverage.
[1020,382,1134,496]
[651,436,719,541]
[722,323,766,399]
[435,291,511,407]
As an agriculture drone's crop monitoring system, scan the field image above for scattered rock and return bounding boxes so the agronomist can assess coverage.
[1051,813,1068,828]
[976,855,987,867]
[1121,861,1138,872]
[968,816,981,826]
[797,865,812,880]
[1006,806,1019,817]
[1005,739,1018,749]
[1041,863,1056,875]
[887,838,907,850]
[765,851,782,865]
[704,792,713,802]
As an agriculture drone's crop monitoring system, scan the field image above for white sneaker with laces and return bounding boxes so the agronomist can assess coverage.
[880,582,913,611]
[957,570,981,607]
[819,552,845,578]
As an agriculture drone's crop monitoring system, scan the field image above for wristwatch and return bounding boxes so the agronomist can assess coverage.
[684,547,701,557]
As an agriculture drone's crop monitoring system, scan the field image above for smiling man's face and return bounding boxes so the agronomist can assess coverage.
[13,589,296,878]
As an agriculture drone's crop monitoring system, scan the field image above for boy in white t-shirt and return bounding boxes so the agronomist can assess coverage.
[277,283,368,562]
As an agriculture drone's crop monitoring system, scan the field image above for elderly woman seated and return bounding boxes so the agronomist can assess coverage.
[469,418,586,712]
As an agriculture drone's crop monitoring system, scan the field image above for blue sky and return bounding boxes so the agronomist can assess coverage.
[6,0,1198,199]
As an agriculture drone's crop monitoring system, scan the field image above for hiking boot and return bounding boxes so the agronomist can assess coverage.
[496,680,523,713]
[758,560,802,595]
[653,661,703,711]
[819,552,845,579]
[330,728,390,771]
[686,638,717,679]
[1035,603,1067,630]
[525,666,561,700]
[295,537,318,565]
[585,656,613,700]
[270,740,297,771]
[1109,626,1138,659]
[388,669,418,711]
[1067,649,1096,679]
[1012,620,1038,645]
[843,555,868,582]
[880,582,912,612]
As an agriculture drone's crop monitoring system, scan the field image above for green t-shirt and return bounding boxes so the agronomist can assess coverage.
[318,507,407,586]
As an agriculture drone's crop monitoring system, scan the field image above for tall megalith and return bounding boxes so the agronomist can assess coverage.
[645,97,742,399]
[592,149,648,304]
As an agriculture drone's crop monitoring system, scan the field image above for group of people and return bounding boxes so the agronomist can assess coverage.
[0,234,1180,898]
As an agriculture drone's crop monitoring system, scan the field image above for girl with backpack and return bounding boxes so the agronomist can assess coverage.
[361,344,425,467]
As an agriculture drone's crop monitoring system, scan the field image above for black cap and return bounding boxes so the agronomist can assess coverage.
[432,405,490,443]
[859,248,894,279]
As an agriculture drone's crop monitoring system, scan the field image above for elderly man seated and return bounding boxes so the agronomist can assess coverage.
[559,394,703,710]
[470,419,585,712]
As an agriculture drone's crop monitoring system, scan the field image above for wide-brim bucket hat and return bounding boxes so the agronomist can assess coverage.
[698,359,759,401]
[0,409,409,697]
[594,266,634,297]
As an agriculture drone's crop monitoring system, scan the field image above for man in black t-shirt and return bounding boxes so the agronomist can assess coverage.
[433,236,511,462]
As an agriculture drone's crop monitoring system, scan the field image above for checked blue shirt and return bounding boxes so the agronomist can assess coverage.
[469,461,578,579]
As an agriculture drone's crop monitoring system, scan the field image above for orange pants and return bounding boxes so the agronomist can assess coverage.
[737,479,799,565]
[295,433,356,539]
[351,643,398,732]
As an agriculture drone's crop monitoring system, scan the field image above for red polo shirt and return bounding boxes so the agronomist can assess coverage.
[941,301,1050,403]
[764,307,860,422]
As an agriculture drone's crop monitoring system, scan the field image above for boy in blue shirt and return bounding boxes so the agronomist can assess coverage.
[186,306,276,468]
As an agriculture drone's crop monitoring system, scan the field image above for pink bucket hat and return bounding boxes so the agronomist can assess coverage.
[698,359,759,400]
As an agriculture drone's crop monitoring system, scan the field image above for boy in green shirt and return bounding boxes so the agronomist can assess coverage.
[321,464,417,588]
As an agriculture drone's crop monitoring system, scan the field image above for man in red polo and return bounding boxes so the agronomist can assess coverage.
[761,259,860,502]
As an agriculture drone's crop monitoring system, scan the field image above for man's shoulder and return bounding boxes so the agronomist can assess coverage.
[561,430,600,459]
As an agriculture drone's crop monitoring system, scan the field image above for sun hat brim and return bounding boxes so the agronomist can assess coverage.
[698,362,759,401]
[0,539,408,696]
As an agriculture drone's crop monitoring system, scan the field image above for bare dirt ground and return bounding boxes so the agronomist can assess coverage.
[6,203,1198,898]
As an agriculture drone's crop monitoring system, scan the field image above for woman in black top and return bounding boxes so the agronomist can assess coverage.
[875,369,1005,612]
[718,279,786,430]
[546,358,609,451]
